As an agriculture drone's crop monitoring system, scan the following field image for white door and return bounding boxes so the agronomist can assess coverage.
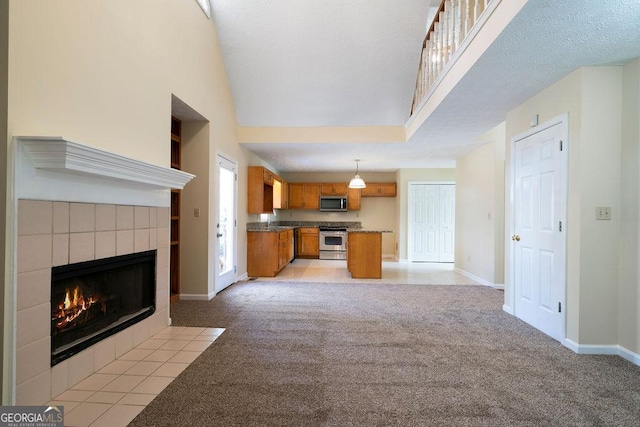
[215,154,237,293]
[513,121,566,342]
[409,183,455,262]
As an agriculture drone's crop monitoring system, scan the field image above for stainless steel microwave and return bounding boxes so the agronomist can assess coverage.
[319,196,348,211]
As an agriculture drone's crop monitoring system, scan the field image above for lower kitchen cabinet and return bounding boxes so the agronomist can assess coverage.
[296,227,319,258]
[248,229,294,277]
[347,232,382,279]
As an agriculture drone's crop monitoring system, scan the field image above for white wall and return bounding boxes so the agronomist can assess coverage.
[619,58,640,355]
[505,66,624,347]
[455,133,504,285]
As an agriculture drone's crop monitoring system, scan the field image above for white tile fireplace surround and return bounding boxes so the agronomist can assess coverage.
[11,137,194,405]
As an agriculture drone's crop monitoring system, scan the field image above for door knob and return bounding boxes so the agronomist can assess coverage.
[216,233,223,238]
[512,235,520,241]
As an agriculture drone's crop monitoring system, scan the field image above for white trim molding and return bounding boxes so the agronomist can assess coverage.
[564,339,640,367]
[455,267,504,289]
[18,136,195,190]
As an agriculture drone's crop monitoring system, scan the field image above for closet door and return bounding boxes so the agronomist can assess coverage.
[409,184,455,262]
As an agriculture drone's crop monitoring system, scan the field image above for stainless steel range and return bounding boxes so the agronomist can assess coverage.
[319,226,347,260]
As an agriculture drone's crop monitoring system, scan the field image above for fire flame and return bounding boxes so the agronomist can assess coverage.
[54,286,98,329]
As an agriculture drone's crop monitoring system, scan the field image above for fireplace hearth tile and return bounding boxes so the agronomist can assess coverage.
[149,207,158,228]
[69,231,95,263]
[53,389,96,403]
[63,402,111,427]
[18,200,53,236]
[53,202,70,234]
[130,376,173,395]
[90,403,145,427]
[51,360,69,398]
[116,230,134,256]
[85,391,126,404]
[143,349,178,363]
[134,229,150,252]
[16,302,49,348]
[48,400,80,413]
[115,327,135,358]
[151,362,189,378]
[16,337,50,384]
[98,360,138,375]
[52,234,69,266]
[118,392,155,406]
[134,206,150,229]
[159,340,189,351]
[119,348,155,362]
[135,338,169,350]
[17,268,50,310]
[73,373,119,391]
[93,336,117,372]
[70,203,95,233]
[132,318,151,347]
[100,375,146,393]
[168,351,202,364]
[149,228,158,249]
[183,340,214,352]
[95,230,116,259]
[18,234,52,273]
[68,347,95,388]
[95,204,116,231]
[125,361,163,376]
[16,370,51,406]
[116,206,134,230]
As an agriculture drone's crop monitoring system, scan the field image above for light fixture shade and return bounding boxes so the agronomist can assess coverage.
[349,159,366,188]
[349,175,366,189]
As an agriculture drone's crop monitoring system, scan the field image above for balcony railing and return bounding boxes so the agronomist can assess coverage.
[411,0,493,115]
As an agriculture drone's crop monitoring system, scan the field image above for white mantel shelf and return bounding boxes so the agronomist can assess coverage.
[17,136,195,190]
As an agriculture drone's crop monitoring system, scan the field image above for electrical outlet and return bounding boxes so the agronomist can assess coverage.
[194,208,200,217]
[595,206,611,220]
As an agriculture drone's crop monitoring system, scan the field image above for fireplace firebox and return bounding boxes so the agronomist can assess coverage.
[51,250,156,366]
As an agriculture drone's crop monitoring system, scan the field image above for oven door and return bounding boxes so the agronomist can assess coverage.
[319,232,346,252]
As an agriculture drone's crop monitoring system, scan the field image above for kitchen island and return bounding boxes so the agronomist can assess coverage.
[347,230,392,279]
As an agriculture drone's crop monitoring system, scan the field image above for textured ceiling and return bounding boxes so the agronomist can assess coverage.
[212,0,640,172]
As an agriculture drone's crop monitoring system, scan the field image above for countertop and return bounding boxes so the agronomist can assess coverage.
[347,229,393,233]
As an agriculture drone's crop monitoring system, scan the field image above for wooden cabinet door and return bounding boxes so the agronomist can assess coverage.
[361,184,378,197]
[296,228,319,257]
[378,183,397,196]
[278,232,288,269]
[303,184,320,209]
[348,187,361,210]
[288,183,305,209]
[248,166,274,213]
[321,183,348,195]
[287,229,294,261]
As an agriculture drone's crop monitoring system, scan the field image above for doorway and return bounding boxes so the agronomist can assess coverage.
[510,115,567,342]
[215,153,237,293]
[408,183,455,262]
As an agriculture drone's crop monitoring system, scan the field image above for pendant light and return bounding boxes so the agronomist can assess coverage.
[348,159,366,189]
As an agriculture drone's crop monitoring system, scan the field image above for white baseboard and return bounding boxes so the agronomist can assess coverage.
[179,292,215,301]
[455,267,503,289]
[502,304,514,315]
[236,272,249,282]
[564,339,640,367]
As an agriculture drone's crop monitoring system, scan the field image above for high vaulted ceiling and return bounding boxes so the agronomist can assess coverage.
[211,0,640,172]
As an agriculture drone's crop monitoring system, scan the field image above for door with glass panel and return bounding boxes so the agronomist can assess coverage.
[215,154,237,293]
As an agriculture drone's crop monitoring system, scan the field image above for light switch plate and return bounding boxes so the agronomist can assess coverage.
[595,206,611,220]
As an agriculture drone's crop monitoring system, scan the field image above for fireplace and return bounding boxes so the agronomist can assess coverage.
[51,250,156,366]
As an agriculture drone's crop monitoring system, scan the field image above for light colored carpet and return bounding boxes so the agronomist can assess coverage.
[129,281,640,426]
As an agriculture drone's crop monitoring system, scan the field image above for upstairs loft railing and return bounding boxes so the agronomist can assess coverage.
[411,0,493,115]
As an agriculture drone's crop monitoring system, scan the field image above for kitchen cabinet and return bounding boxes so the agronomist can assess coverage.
[288,183,320,210]
[296,227,319,258]
[361,182,397,197]
[248,166,276,213]
[347,232,382,279]
[248,229,294,277]
[347,187,361,211]
[321,183,348,196]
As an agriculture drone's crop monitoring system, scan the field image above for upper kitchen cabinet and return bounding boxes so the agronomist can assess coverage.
[321,182,348,196]
[361,182,397,197]
[289,183,320,210]
[248,166,276,213]
[347,187,361,210]
[273,175,288,209]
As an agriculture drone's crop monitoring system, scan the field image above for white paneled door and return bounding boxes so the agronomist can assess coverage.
[409,183,455,262]
[513,120,566,342]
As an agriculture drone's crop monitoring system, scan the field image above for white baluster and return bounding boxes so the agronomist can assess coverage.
[465,0,472,38]
[443,4,450,64]
[428,35,435,86]
[474,0,481,26]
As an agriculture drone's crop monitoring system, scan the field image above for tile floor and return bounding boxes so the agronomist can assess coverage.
[49,326,225,427]
[256,259,481,285]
